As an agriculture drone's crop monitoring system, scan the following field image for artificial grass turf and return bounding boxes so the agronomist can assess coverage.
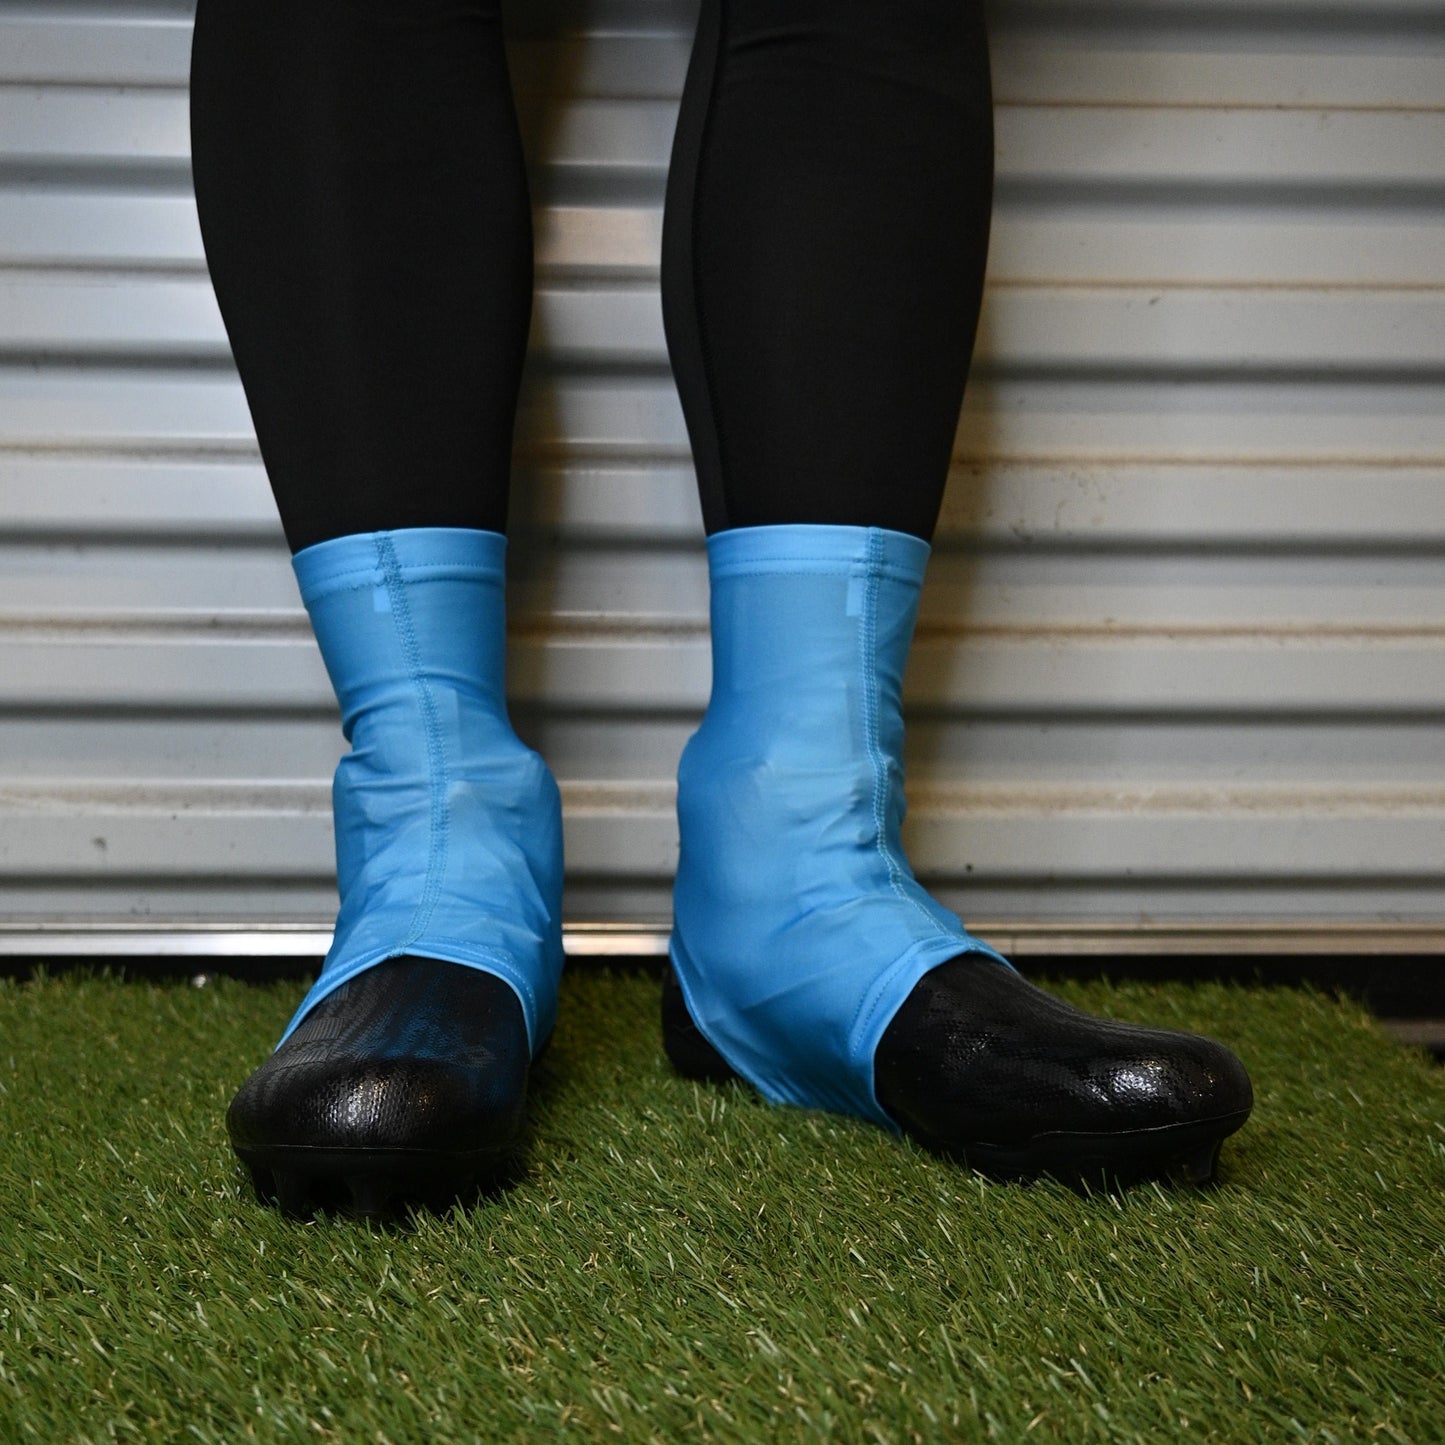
[0,968,1441,1444]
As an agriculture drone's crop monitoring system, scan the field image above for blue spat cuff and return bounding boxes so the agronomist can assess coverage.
[670,524,1012,1129]
[278,528,564,1056]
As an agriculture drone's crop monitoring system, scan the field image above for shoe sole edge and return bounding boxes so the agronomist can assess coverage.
[232,1141,518,1218]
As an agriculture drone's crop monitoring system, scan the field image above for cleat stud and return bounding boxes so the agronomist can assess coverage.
[273,1170,315,1219]
[420,1175,475,1215]
[346,1175,394,1218]
[248,1164,277,1204]
[1173,1141,1222,1186]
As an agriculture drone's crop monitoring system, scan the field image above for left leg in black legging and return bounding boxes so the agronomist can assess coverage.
[662,0,994,539]
[660,0,1255,1182]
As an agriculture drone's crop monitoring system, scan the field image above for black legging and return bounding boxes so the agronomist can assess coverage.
[189,0,994,553]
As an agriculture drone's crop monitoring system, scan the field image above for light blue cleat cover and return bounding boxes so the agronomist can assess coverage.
[278,527,563,1056]
[670,524,1012,1129]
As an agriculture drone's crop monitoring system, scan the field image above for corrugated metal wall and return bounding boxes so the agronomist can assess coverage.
[2,0,1443,957]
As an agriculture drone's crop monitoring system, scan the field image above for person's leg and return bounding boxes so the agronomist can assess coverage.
[190,0,530,548]
[191,0,560,1215]
[661,0,1252,1181]
[663,0,992,538]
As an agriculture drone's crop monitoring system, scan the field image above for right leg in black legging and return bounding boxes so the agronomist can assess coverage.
[189,0,531,551]
[191,0,554,1218]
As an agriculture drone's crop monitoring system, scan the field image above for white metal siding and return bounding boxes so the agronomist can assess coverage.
[1,0,1443,953]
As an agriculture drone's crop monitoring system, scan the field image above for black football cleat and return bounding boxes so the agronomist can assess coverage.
[228,956,533,1218]
[663,956,1251,1185]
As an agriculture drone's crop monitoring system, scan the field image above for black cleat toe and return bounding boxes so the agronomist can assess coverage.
[228,957,533,1215]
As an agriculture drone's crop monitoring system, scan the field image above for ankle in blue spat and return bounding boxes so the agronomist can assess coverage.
[281,527,563,1056]
[669,523,1011,1129]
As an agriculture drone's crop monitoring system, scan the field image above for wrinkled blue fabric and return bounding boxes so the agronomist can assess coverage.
[277,528,563,1056]
[670,524,1012,1129]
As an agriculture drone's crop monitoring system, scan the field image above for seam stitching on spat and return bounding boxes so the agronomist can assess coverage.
[299,562,496,586]
[853,536,929,1089]
[377,533,449,950]
[709,563,923,583]
[863,532,893,900]
[864,534,955,945]
[865,533,915,917]
[295,561,498,601]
